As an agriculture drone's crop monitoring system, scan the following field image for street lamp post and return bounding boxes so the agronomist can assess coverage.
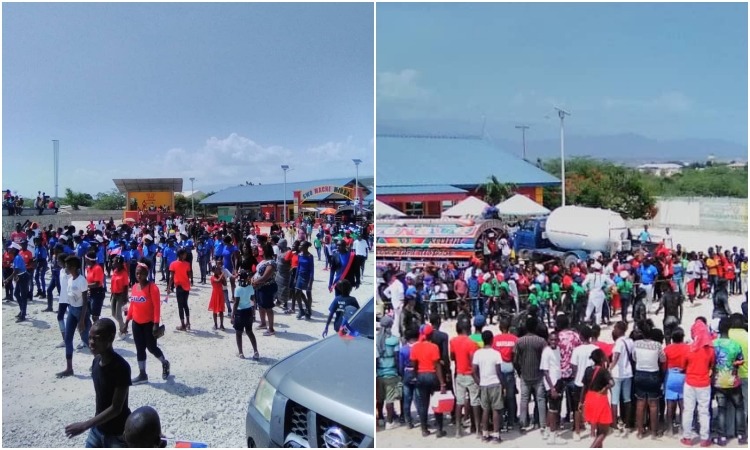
[281,165,290,224]
[189,177,195,218]
[554,107,571,206]
[352,159,362,216]
[514,125,530,160]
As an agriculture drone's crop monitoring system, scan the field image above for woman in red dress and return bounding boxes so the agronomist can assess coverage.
[580,349,614,448]
[208,265,226,330]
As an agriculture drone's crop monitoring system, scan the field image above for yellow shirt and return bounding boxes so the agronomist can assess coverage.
[742,261,748,274]
[706,257,718,276]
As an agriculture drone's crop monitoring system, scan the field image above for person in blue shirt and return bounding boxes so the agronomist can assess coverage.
[33,236,48,299]
[74,236,91,275]
[221,236,239,274]
[162,238,178,291]
[196,235,211,284]
[638,258,659,313]
[124,241,141,287]
[141,236,157,282]
[212,234,225,268]
[180,233,195,285]
[4,244,30,322]
[294,241,315,320]
[638,225,651,243]
[323,279,360,337]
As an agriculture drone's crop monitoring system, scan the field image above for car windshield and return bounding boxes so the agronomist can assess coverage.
[348,297,374,339]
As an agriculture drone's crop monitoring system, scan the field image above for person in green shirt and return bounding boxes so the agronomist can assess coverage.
[539,284,552,326]
[616,270,634,323]
[470,314,486,348]
[480,275,494,317]
[527,284,539,308]
[312,237,322,261]
[727,313,748,441]
[570,281,587,327]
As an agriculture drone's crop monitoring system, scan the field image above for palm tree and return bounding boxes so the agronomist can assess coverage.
[482,176,515,205]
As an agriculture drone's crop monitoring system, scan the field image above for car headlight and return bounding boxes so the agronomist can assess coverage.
[253,377,276,422]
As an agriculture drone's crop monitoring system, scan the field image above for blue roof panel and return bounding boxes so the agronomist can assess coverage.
[377,185,467,195]
[200,177,362,205]
[376,135,560,187]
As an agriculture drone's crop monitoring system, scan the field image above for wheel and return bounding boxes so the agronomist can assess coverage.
[562,253,578,269]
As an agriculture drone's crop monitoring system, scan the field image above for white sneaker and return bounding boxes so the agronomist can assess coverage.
[55,341,65,348]
[385,421,401,430]
[76,342,85,350]
[541,428,549,440]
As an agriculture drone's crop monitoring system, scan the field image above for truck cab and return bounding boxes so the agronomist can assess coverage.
[513,217,550,254]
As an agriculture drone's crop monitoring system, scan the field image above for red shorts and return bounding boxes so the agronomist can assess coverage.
[583,391,612,425]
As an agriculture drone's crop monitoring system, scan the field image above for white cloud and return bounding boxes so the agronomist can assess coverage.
[603,91,693,113]
[377,69,431,101]
[158,133,370,190]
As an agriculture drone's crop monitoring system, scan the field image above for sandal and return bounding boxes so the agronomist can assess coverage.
[56,369,74,378]
[263,330,275,336]
[220,325,226,331]
[257,324,267,330]
[238,353,245,359]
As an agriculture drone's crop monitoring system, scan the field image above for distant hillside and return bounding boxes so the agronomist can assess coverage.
[377,120,747,164]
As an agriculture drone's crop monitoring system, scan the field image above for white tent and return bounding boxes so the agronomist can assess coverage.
[375,200,406,218]
[495,194,550,216]
[441,196,490,218]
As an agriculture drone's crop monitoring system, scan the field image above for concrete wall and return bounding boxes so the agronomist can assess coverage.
[2,210,121,237]
[639,197,747,233]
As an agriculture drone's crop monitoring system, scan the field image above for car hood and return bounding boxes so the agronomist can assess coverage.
[266,335,374,436]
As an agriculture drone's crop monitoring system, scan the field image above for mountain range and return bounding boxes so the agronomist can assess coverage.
[377,120,748,165]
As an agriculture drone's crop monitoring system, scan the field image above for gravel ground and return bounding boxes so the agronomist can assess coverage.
[2,242,374,448]
[376,227,748,448]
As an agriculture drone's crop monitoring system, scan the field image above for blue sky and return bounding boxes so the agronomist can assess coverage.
[377,3,748,145]
[3,3,373,197]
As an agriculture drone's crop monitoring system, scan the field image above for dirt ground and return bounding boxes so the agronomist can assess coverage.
[2,240,374,448]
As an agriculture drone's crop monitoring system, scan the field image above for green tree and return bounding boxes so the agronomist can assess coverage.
[174,194,191,216]
[481,176,516,205]
[92,189,126,210]
[61,188,93,210]
[540,158,656,219]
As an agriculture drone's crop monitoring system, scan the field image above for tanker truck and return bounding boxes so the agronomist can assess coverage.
[512,205,631,268]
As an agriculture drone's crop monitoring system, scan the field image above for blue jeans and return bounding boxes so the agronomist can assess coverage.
[84,426,127,448]
[500,371,518,427]
[35,262,48,293]
[402,377,418,424]
[47,268,61,309]
[14,273,30,319]
[519,377,546,428]
[472,297,484,316]
[198,254,210,281]
[65,305,91,359]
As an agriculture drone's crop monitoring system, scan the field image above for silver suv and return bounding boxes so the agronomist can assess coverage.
[246,298,375,448]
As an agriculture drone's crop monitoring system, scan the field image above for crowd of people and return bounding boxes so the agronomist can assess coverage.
[3,189,58,215]
[376,233,748,447]
[3,214,371,447]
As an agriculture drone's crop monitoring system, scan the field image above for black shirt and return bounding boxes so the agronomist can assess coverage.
[582,365,612,392]
[92,352,132,435]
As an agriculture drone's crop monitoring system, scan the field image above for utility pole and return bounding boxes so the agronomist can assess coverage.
[281,165,290,223]
[514,125,530,160]
[52,140,59,201]
[554,107,571,206]
[189,177,195,218]
[352,159,362,216]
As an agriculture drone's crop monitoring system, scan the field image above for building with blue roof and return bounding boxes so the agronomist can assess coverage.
[377,134,560,217]
[200,177,370,222]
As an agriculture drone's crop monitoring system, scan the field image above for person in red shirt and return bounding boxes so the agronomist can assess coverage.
[591,325,614,359]
[3,244,14,300]
[86,252,106,323]
[122,260,170,385]
[450,319,480,438]
[169,249,192,332]
[491,316,518,429]
[109,256,130,337]
[681,320,715,446]
[410,323,446,437]
[664,328,688,436]
[19,240,35,300]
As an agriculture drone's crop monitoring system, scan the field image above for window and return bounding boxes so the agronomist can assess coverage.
[404,202,424,216]
[441,200,455,212]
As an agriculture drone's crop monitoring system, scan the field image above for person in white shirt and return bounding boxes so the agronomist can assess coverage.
[609,321,634,434]
[383,273,405,339]
[540,332,563,444]
[353,236,368,287]
[583,262,614,326]
[472,330,503,443]
[685,252,702,304]
[570,325,598,440]
[56,256,91,378]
